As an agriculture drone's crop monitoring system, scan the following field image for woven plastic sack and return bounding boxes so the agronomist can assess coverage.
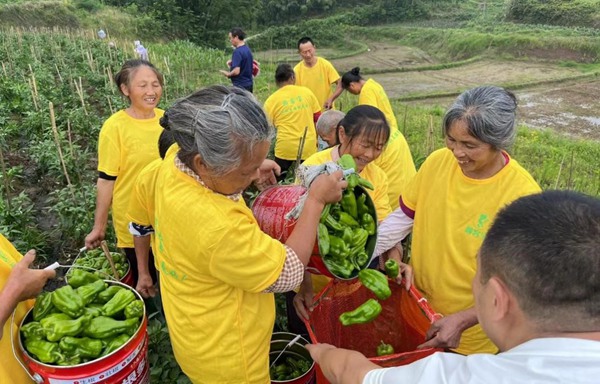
[305,279,442,383]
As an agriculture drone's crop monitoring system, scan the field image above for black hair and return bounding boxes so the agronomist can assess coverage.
[297,36,314,50]
[114,59,163,99]
[230,27,246,40]
[341,67,363,89]
[158,129,176,159]
[479,190,600,331]
[338,105,390,150]
[274,63,295,85]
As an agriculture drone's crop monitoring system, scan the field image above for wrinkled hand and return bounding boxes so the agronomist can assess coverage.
[306,343,336,363]
[84,228,105,250]
[293,283,315,321]
[219,70,229,78]
[323,99,334,110]
[417,313,465,350]
[309,170,347,205]
[5,250,55,302]
[380,247,413,290]
[136,274,156,298]
[254,159,281,190]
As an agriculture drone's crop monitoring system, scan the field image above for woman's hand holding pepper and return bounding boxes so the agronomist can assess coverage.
[309,170,347,205]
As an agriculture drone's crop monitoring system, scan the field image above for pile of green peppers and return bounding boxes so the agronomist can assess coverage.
[318,154,377,279]
[269,356,312,382]
[21,272,144,366]
[68,250,128,281]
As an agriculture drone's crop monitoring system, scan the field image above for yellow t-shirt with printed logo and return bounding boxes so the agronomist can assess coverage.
[401,148,541,355]
[97,109,164,248]
[264,85,320,160]
[153,158,286,383]
[126,144,178,266]
[294,58,340,111]
[300,147,392,293]
[359,78,416,209]
[0,234,35,384]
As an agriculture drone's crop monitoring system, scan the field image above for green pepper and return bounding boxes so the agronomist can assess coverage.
[317,223,330,256]
[96,285,124,303]
[124,300,144,319]
[339,298,382,326]
[360,213,376,235]
[21,321,45,340]
[102,333,130,356]
[328,235,350,259]
[384,259,400,279]
[320,203,331,223]
[376,341,394,356]
[83,316,139,339]
[350,228,369,249]
[33,291,54,321]
[83,306,103,317]
[51,285,85,318]
[358,269,391,300]
[101,288,136,317]
[57,352,81,366]
[351,250,370,270]
[44,315,91,342]
[40,313,72,329]
[340,226,354,244]
[357,177,374,190]
[338,211,359,228]
[338,153,357,171]
[340,190,358,219]
[76,280,108,305]
[25,339,63,364]
[59,336,103,359]
[67,269,101,288]
[357,193,369,217]
[324,212,344,232]
[322,255,355,279]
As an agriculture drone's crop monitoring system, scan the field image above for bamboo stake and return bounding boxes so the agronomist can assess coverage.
[54,63,63,83]
[0,143,11,212]
[29,64,39,102]
[554,153,566,189]
[403,104,408,136]
[1,62,6,77]
[28,78,39,111]
[100,240,120,280]
[566,150,575,189]
[73,77,88,115]
[67,119,75,160]
[106,95,114,115]
[49,102,75,200]
[427,115,435,155]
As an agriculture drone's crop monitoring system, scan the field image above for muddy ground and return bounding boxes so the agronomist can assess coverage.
[258,42,600,141]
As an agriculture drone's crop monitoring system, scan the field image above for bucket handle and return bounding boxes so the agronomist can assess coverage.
[10,310,44,384]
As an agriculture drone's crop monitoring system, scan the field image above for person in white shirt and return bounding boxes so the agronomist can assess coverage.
[307,190,600,384]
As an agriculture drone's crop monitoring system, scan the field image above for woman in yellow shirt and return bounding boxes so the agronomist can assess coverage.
[375,86,541,355]
[152,85,346,383]
[341,67,416,209]
[85,59,165,287]
[0,234,55,383]
[290,104,396,336]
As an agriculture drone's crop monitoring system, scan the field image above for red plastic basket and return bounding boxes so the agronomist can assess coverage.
[304,279,443,383]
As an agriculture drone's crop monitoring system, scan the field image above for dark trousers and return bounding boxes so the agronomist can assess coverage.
[123,247,157,287]
[274,157,296,182]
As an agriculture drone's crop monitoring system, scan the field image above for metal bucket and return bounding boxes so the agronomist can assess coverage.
[17,281,148,384]
[270,332,315,384]
[252,185,377,280]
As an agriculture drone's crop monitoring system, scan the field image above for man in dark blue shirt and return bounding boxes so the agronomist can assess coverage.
[220,27,254,93]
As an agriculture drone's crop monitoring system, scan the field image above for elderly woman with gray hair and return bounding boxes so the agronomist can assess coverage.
[152,85,346,383]
[375,85,541,356]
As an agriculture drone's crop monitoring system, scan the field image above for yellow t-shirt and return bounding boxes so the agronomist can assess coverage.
[372,129,416,210]
[401,148,541,355]
[153,158,287,383]
[97,109,164,248]
[264,85,320,160]
[359,78,398,131]
[301,147,392,293]
[294,58,340,111]
[0,234,35,384]
[358,78,416,209]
